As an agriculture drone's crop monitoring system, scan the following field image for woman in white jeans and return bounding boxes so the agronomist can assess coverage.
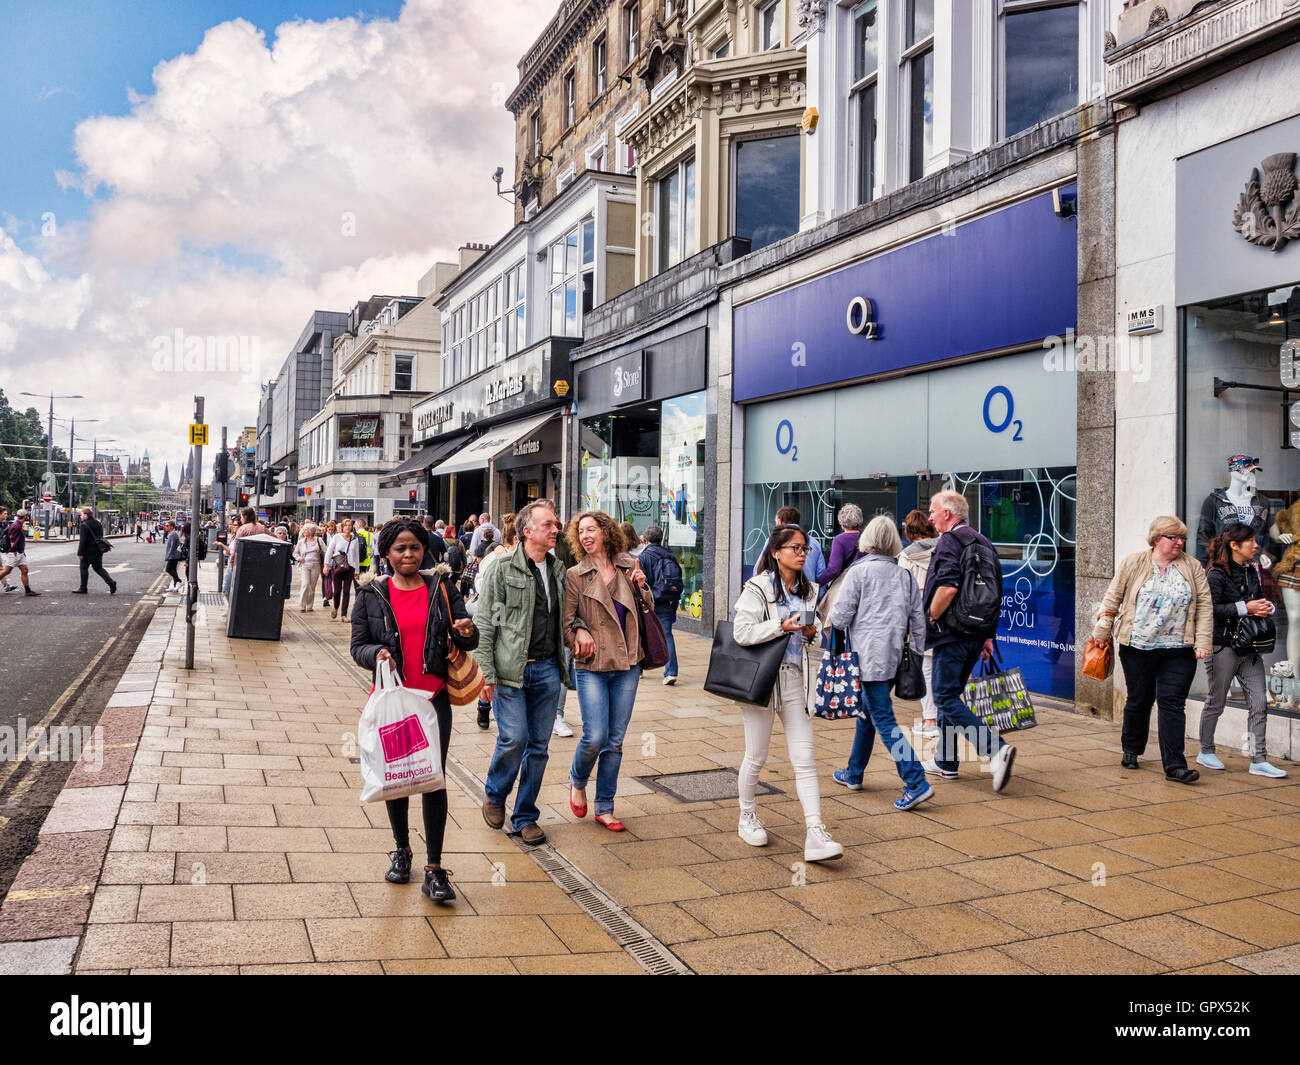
[294,522,325,612]
[733,523,843,863]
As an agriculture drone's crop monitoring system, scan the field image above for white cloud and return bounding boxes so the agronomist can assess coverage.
[2,0,545,486]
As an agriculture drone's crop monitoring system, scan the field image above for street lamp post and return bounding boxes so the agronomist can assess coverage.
[91,437,115,512]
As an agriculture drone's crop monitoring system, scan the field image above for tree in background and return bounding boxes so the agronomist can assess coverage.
[0,390,73,511]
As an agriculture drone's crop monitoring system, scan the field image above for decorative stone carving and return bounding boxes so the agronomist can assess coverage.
[1147,4,1169,28]
[1233,153,1300,252]
[796,0,828,32]
[1104,30,1117,50]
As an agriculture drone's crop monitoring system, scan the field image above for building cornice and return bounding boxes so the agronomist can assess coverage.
[624,48,807,159]
[1106,0,1300,104]
[506,0,613,115]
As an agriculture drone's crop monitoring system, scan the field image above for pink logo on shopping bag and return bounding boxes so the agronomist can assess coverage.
[379,715,429,763]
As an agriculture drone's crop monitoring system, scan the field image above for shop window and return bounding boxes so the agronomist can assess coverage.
[580,389,707,618]
[1001,1,1079,139]
[655,156,696,273]
[1184,284,1300,703]
[734,134,799,252]
[851,0,879,206]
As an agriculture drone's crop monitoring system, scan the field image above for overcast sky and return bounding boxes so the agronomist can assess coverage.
[0,0,546,487]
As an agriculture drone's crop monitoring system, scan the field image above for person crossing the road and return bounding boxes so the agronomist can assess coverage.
[74,506,117,595]
[0,509,40,596]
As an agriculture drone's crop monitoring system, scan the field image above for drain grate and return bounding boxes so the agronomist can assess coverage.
[640,767,779,803]
[199,593,225,606]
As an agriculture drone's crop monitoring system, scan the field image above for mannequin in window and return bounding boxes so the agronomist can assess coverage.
[1196,455,1270,565]
[1270,498,1300,670]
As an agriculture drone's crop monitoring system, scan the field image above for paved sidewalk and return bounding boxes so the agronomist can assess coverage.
[4,571,1300,974]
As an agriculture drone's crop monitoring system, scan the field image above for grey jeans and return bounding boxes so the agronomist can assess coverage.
[1200,645,1269,762]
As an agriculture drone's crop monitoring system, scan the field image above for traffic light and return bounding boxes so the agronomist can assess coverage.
[239,491,250,506]
[263,468,279,495]
[408,490,417,505]
[213,451,229,484]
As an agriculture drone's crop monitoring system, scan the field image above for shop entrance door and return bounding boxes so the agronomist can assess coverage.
[452,469,485,525]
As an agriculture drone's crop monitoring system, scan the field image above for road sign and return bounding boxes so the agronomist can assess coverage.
[190,424,209,446]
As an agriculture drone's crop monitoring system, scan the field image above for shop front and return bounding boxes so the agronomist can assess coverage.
[410,337,576,525]
[732,188,1079,699]
[1174,115,1300,715]
[575,329,709,625]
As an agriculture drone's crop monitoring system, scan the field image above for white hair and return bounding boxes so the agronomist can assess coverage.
[931,490,969,521]
[858,515,903,557]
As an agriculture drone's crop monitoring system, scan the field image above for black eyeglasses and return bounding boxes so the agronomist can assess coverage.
[1159,535,1186,543]
[782,543,810,555]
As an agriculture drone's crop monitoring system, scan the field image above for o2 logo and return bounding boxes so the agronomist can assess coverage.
[983,386,1023,442]
[776,419,798,462]
[845,297,879,340]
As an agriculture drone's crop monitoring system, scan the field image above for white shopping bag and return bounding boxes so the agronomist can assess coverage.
[358,661,445,802]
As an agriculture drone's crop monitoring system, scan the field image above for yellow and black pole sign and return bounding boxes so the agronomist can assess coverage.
[189,423,209,446]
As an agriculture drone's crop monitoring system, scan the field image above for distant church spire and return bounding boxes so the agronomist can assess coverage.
[161,463,171,490]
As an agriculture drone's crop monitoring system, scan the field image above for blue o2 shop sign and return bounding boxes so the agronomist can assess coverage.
[732,188,1078,401]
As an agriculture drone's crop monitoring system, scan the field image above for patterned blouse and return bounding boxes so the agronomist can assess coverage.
[1129,564,1192,650]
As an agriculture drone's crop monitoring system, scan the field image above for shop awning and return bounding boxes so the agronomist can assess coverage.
[429,411,557,478]
[378,435,469,489]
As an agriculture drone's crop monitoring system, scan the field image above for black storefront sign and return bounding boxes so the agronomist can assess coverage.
[577,327,707,413]
[413,338,577,442]
[495,417,563,472]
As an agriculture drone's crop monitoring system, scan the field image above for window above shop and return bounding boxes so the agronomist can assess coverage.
[655,155,697,274]
[549,218,596,338]
[593,35,608,97]
[733,133,800,253]
[759,0,781,50]
[1000,1,1080,140]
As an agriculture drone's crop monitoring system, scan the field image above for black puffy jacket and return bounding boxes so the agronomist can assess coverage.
[350,565,478,683]
[1207,559,1265,648]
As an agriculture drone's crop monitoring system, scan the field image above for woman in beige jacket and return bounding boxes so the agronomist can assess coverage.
[1091,515,1212,783]
[563,510,654,831]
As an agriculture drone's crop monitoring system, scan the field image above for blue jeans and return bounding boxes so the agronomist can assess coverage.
[844,680,925,789]
[656,606,678,678]
[570,667,641,815]
[485,659,562,831]
[932,637,1004,773]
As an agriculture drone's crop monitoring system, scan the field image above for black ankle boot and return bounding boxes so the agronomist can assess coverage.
[385,848,412,883]
[422,866,455,903]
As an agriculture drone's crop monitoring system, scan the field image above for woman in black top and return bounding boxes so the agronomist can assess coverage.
[1198,522,1286,778]
[350,517,479,902]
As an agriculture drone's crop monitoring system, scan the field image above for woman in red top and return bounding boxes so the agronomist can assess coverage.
[351,518,477,904]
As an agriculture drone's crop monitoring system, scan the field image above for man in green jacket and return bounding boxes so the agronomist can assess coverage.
[474,499,567,845]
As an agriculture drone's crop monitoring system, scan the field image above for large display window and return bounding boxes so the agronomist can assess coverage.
[580,389,706,618]
[742,351,1077,697]
[1183,283,1300,705]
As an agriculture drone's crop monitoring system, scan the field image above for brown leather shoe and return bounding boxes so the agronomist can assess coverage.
[481,799,505,830]
[519,823,546,846]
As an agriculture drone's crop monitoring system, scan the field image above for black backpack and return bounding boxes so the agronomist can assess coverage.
[945,526,1003,637]
[195,530,209,561]
[651,549,684,606]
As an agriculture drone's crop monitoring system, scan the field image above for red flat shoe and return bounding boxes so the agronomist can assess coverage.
[568,787,587,819]
[594,814,625,832]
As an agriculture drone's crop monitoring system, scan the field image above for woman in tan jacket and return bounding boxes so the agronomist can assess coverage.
[1091,515,1212,783]
[563,510,654,831]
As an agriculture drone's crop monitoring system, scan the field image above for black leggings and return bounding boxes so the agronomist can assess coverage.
[385,691,453,865]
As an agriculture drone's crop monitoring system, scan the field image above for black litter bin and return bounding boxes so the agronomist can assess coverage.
[227,536,291,640]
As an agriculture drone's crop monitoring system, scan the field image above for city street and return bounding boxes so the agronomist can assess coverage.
[0,537,166,900]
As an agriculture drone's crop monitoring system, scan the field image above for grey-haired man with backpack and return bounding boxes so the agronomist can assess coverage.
[637,526,683,685]
[921,490,1016,793]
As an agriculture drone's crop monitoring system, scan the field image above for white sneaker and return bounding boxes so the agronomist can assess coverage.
[662,674,677,686]
[737,810,768,847]
[552,716,574,738]
[1250,761,1288,778]
[990,744,1017,793]
[921,758,959,780]
[804,823,843,863]
[913,721,940,738]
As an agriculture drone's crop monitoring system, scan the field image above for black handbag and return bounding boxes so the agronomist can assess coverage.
[704,621,788,706]
[892,637,925,700]
[1232,614,1276,655]
[96,536,112,554]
